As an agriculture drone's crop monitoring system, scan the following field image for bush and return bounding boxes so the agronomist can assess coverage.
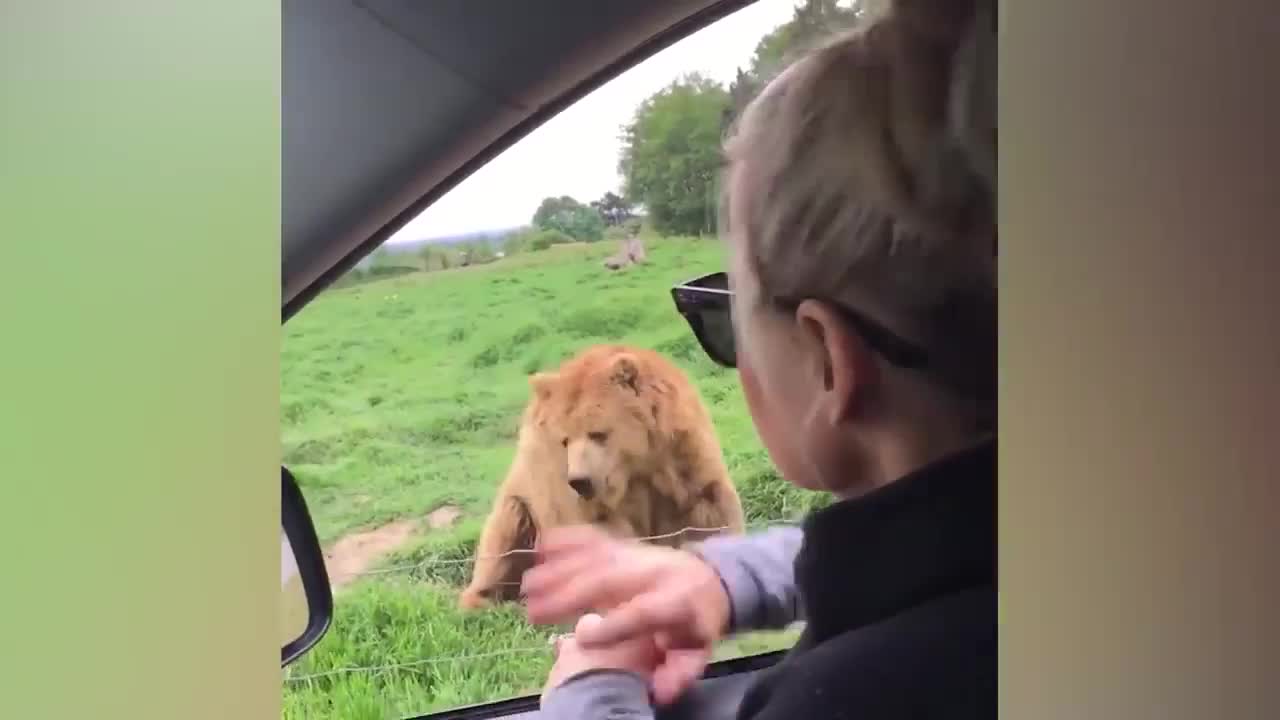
[555,304,647,339]
[501,230,530,256]
[457,242,497,267]
[366,265,417,280]
[528,229,573,252]
[417,246,449,271]
[532,195,606,242]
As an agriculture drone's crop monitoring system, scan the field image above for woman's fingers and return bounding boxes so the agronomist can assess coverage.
[535,525,616,559]
[651,647,712,706]
[522,526,633,602]
[574,590,704,650]
[521,547,604,599]
[525,561,660,625]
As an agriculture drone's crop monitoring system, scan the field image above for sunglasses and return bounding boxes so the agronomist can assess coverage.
[670,271,930,370]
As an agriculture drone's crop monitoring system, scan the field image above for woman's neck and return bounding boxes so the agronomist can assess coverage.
[834,422,991,501]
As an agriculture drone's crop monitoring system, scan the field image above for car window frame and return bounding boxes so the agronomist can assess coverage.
[280,1,804,717]
[406,649,789,720]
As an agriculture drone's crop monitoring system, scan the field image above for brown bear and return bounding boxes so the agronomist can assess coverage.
[458,343,746,609]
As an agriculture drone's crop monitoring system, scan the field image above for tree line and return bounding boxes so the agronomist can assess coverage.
[505,1,868,247]
[623,0,867,236]
[516,0,867,242]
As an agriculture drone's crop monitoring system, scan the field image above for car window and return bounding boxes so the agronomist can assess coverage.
[280,2,868,718]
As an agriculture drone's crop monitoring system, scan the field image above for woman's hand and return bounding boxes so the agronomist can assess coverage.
[541,614,661,703]
[523,526,732,705]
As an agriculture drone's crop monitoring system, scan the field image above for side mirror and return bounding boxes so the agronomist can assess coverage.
[282,466,333,667]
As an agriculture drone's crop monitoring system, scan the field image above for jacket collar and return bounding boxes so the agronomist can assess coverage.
[795,438,997,639]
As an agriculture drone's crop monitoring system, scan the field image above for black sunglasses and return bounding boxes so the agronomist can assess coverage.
[670,271,930,370]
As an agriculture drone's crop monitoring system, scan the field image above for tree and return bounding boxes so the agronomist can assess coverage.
[416,244,443,271]
[723,0,868,131]
[755,0,866,75]
[619,73,730,237]
[501,228,531,256]
[590,191,634,227]
[532,195,606,242]
[528,229,573,252]
[461,241,496,266]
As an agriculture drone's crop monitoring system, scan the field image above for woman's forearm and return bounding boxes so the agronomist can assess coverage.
[692,525,805,634]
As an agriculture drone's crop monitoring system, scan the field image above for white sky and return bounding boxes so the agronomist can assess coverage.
[388,0,797,243]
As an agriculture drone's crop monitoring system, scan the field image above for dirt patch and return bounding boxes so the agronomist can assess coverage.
[325,505,463,590]
[427,505,462,529]
[325,519,419,589]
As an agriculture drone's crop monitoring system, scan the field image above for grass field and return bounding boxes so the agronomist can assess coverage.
[281,236,822,719]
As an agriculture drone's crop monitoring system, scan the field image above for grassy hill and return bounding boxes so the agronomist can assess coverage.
[281,236,819,719]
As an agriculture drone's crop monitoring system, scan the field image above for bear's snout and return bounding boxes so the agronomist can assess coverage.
[568,476,595,499]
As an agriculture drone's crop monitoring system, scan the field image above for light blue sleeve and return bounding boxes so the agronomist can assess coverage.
[539,670,654,719]
[691,525,805,633]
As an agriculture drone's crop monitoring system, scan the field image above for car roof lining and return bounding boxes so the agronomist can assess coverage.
[282,0,756,321]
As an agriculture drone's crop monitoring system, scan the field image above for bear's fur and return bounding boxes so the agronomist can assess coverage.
[458,344,746,609]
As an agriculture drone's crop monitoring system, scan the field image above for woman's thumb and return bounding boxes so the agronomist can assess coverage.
[574,613,604,634]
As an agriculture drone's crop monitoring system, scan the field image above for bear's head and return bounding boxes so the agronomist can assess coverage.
[527,349,666,510]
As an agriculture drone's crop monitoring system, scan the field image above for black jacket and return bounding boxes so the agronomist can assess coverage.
[736,439,997,719]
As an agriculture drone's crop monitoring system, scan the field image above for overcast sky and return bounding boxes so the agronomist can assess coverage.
[387,0,796,244]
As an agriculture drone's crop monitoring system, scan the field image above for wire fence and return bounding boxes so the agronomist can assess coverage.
[353,523,782,582]
[284,520,802,685]
[285,646,556,684]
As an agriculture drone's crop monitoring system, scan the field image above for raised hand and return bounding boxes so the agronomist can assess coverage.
[523,525,732,704]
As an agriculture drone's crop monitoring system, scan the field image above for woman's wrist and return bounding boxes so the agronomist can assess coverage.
[540,667,654,715]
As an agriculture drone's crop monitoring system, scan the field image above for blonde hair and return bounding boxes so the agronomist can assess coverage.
[722,0,996,422]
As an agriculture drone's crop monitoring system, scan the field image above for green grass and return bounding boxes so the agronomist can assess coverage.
[282,236,823,719]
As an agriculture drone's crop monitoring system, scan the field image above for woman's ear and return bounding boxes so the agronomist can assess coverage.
[795,299,879,424]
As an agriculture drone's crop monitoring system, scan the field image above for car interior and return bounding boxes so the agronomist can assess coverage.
[280,1,970,719]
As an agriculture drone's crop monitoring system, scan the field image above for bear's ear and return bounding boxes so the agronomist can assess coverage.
[609,354,641,394]
[529,372,558,401]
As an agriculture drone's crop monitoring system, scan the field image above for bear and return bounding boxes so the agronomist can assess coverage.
[458,343,746,609]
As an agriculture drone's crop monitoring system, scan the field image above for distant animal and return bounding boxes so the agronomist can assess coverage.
[624,235,646,264]
[458,344,745,609]
[601,235,646,271]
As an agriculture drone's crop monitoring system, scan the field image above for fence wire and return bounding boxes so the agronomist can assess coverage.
[285,646,556,684]
[284,520,801,684]
[354,523,774,580]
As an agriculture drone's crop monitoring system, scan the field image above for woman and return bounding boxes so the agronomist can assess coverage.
[524,0,997,717]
